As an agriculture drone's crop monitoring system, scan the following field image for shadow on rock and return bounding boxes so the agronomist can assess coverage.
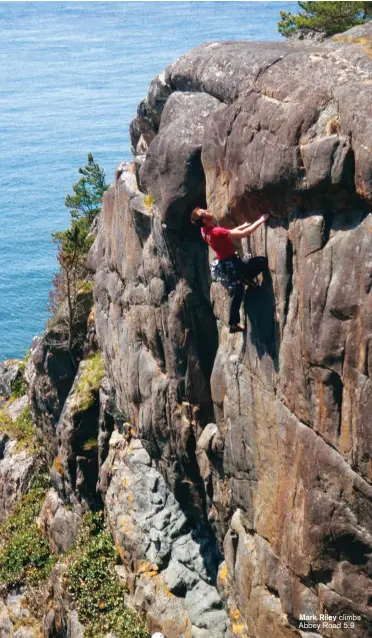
[244,268,278,370]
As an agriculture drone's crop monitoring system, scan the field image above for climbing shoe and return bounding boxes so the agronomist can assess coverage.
[245,279,257,288]
[229,324,244,334]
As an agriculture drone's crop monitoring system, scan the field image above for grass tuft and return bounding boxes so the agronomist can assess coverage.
[72,352,105,413]
[0,405,38,454]
[10,349,31,399]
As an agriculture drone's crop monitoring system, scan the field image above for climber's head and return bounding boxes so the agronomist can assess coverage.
[191,207,215,229]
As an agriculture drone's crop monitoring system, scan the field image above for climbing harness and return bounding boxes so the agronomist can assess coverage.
[211,252,253,287]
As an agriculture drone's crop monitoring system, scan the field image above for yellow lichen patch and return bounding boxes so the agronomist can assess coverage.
[229,607,241,621]
[149,572,175,599]
[52,455,64,476]
[218,562,229,583]
[159,580,175,598]
[136,560,159,578]
[143,193,154,211]
[122,478,128,488]
[127,492,134,504]
[87,306,95,328]
[326,117,340,136]
[232,622,249,638]
[115,544,126,561]
[141,569,158,580]
[333,34,372,58]
[333,34,371,46]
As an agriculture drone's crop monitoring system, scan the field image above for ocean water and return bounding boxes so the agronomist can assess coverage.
[0,1,292,360]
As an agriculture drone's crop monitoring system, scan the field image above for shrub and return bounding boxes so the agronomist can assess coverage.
[11,375,27,399]
[65,512,148,637]
[72,352,105,413]
[10,349,31,399]
[0,474,54,587]
[0,405,38,454]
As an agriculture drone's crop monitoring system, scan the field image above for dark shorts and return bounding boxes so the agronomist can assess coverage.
[219,254,267,286]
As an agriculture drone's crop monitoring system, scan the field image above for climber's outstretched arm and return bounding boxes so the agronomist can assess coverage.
[229,213,269,239]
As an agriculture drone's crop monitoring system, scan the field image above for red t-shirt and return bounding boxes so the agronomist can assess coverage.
[201,226,235,260]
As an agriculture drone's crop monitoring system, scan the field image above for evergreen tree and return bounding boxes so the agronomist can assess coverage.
[65,152,108,225]
[278,1,372,38]
[49,155,108,365]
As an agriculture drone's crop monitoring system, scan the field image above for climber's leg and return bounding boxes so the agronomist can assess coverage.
[241,255,268,281]
[229,282,244,327]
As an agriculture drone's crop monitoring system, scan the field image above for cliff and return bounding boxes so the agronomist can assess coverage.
[1,23,372,638]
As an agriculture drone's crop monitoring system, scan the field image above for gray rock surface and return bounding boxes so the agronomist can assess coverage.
[0,601,13,638]
[39,488,81,554]
[0,588,43,638]
[0,360,22,399]
[140,91,221,229]
[136,31,372,227]
[54,358,101,511]
[27,289,92,465]
[92,25,372,638]
[0,437,35,524]
[0,397,37,524]
[100,432,232,638]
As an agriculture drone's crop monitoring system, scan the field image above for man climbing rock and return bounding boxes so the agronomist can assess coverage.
[191,207,269,333]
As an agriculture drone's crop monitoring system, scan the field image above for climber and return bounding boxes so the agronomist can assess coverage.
[191,207,269,333]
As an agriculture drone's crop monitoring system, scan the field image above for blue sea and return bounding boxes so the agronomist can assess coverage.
[0,1,292,360]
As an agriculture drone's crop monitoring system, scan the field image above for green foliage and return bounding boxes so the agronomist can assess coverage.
[65,512,148,638]
[53,153,108,265]
[10,349,31,399]
[0,474,54,587]
[0,405,38,454]
[278,2,372,38]
[49,154,108,333]
[77,279,94,294]
[10,374,27,399]
[72,352,105,412]
[65,153,109,226]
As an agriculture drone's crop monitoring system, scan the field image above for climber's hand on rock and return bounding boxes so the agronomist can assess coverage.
[261,213,269,222]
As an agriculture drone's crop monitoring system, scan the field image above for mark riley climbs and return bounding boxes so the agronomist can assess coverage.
[191,207,269,333]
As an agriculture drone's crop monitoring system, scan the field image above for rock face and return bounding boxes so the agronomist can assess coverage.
[92,24,372,638]
[100,433,231,638]
[0,360,22,398]
[27,292,93,465]
[0,395,37,524]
